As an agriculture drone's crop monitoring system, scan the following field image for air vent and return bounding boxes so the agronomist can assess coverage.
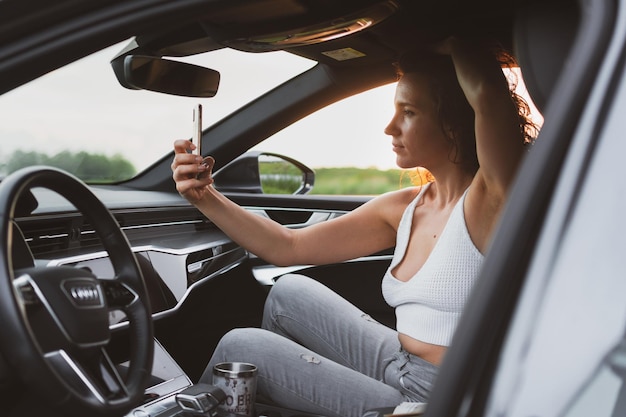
[17,215,101,257]
[16,207,217,259]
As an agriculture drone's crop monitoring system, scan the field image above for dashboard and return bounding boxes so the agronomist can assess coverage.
[15,186,248,326]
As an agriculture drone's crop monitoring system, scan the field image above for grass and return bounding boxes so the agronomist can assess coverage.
[310,167,415,195]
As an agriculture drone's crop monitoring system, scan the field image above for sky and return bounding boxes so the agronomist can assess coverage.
[0,40,541,174]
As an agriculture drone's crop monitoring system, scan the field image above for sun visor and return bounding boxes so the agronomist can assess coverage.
[207,0,399,52]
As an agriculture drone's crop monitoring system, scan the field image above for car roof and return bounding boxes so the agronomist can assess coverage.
[0,0,518,95]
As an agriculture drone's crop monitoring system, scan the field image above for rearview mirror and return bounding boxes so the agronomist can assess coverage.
[112,55,220,97]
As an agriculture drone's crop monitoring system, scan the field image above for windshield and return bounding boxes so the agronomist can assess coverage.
[0,41,315,183]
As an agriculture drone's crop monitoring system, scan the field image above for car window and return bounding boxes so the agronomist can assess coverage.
[0,41,315,183]
[254,67,543,196]
[252,83,412,195]
[254,83,399,171]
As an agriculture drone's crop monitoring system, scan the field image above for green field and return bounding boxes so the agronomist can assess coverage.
[258,163,421,195]
[310,167,415,195]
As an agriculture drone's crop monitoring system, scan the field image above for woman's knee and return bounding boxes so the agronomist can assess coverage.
[272,273,312,297]
[262,274,313,329]
[202,328,273,383]
[211,328,255,362]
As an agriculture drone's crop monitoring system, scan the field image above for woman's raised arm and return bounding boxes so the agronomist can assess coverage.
[442,38,526,195]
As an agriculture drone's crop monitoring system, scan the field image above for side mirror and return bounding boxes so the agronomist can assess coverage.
[214,151,314,195]
[111,55,220,97]
[259,153,314,194]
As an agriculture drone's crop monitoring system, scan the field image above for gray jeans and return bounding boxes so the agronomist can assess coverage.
[200,274,439,417]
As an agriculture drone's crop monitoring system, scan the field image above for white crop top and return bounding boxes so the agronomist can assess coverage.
[382,183,483,346]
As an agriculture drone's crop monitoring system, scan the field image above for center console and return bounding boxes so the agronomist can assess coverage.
[124,339,192,417]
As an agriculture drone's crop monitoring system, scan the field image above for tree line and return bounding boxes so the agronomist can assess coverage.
[1,150,136,182]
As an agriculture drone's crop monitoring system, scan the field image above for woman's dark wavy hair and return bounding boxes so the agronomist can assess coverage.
[395,47,539,176]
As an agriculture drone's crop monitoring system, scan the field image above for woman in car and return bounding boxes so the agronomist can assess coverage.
[171,38,537,417]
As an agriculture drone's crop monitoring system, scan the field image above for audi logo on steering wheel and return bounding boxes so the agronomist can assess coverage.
[62,279,104,308]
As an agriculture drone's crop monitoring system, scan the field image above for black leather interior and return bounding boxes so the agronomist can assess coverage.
[513,1,580,112]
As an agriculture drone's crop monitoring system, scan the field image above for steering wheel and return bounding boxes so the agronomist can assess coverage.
[0,166,153,416]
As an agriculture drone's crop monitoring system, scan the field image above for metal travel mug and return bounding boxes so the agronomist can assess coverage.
[212,362,258,416]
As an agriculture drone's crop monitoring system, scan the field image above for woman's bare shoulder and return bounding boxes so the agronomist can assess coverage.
[366,186,423,215]
[382,186,422,201]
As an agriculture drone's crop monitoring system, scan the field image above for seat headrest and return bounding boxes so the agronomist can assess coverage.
[513,2,580,112]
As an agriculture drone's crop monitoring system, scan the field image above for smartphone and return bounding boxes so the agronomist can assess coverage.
[192,103,202,156]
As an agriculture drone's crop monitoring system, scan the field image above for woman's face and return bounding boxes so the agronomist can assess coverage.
[384,73,451,170]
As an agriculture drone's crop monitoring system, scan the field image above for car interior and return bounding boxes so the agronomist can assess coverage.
[0,0,614,416]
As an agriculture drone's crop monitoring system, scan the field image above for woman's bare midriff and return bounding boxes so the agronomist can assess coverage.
[398,333,447,366]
